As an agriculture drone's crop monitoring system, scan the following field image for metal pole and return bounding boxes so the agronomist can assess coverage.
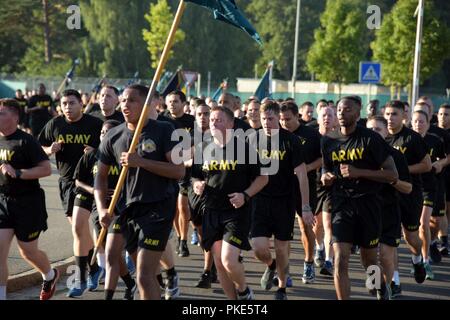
[197,73,201,97]
[291,0,301,98]
[412,0,424,107]
[207,71,211,97]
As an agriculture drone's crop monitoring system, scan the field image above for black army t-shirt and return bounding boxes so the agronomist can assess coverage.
[0,129,49,195]
[38,114,103,181]
[28,94,53,128]
[15,97,28,127]
[168,113,194,133]
[157,114,180,129]
[385,126,429,189]
[322,126,391,198]
[74,149,121,199]
[248,128,304,197]
[192,136,262,211]
[98,120,178,211]
[90,109,125,123]
[292,125,322,183]
[300,118,318,130]
[234,117,251,131]
[167,113,194,187]
[73,149,97,196]
[422,132,446,192]
[380,146,411,206]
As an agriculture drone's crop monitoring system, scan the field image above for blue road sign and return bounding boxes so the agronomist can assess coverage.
[359,62,381,84]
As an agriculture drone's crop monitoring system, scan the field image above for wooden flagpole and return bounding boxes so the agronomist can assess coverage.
[91,0,187,264]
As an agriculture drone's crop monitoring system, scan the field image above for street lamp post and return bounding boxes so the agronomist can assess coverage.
[412,0,424,107]
[291,0,301,99]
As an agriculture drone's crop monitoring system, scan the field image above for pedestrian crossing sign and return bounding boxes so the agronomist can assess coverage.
[359,62,381,84]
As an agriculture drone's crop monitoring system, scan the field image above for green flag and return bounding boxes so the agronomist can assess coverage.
[185,0,262,45]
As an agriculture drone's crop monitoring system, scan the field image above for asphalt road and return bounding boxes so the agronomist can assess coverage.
[7,164,450,300]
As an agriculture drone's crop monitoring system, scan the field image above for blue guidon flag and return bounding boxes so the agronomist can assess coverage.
[185,0,262,45]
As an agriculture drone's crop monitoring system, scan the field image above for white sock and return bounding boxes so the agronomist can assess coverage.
[424,257,429,264]
[0,286,6,300]
[42,269,55,281]
[97,253,106,269]
[412,254,422,264]
[318,243,324,251]
[392,271,400,285]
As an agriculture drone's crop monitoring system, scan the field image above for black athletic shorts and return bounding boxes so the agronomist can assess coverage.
[178,176,190,197]
[58,178,76,217]
[295,178,318,217]
[187,187,204,227]
[423,191,435,208]
[315,184,332,215]
[0,189,48,242]
[251,195,295,241]
[108,214,122,234]
[74,193,94,211]
[331,194,382,249]
[105,214,136,254]
[399,187,423,232]
[202,206,252,252]
[432,177,446,217]
[446,170,450,202]
[380,202,402,247]
[120,194,177,252]
[89,203,102,235]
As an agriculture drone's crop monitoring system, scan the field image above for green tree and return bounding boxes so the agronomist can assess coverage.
[142,0,185,70]
[0,1,38,33]
[371,0,450,98]
[296,0,327,80]
[80,0,151,78]
[306,0,369,95]
[246,0,297,79]
[18,1,88,76]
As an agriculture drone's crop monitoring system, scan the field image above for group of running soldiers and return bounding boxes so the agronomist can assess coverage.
[0,83,449,300]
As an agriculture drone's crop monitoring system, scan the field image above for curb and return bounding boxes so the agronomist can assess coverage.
[7,257,75,293]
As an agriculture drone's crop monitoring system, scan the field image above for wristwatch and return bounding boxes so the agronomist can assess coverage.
[15,169,22,179]
[302,204,312,212]
[242,191,251,203]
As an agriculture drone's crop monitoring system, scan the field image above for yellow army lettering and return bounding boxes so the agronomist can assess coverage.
[331,148,364,162]
[228,236,242,245]
[0,149,15,161]
[202,160,238,171]
[57,134,91,144]
[369,238,379,246]
[93,165,119,176]
[258,150,286,160]
[143,238,160,246]
[393,146,407,154]
[37,101,50,108]
[108,166,119,175]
